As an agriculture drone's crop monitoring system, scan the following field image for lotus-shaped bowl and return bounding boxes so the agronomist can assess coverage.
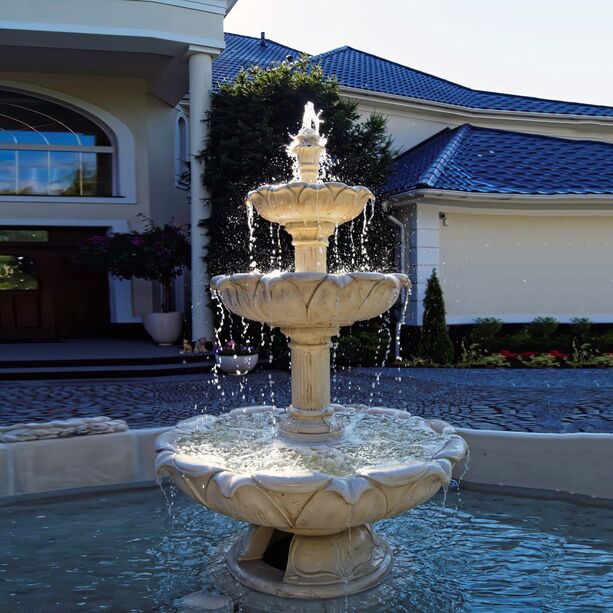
[246,182,373,229]
[156,406,467,537]
[210,272,410,329]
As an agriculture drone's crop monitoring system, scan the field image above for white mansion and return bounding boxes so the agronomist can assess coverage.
[0,1,611,342]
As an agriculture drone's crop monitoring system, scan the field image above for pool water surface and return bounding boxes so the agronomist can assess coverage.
[1,487,612,612]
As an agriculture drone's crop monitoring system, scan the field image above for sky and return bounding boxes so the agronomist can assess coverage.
[226,0,613,107]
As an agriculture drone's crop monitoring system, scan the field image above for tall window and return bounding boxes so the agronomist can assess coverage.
[0,90,113,196]
[175,113,189,190]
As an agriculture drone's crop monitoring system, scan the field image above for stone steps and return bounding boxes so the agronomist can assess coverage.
[0,355,214,381]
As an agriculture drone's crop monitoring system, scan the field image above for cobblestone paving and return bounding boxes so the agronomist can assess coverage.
[0,368,611,433]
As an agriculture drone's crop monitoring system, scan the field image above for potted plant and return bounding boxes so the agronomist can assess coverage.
[83,218,190,345]
[215,340,259,375]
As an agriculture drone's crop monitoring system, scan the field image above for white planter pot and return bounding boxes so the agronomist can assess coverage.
[143,312,183,346]
[216,354,259,375]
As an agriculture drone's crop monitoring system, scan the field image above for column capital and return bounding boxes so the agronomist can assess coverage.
[185,44,221,60]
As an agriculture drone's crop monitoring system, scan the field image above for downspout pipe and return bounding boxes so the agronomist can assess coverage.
[387,214,406,361]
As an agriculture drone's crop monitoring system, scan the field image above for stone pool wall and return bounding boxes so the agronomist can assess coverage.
[1,427,612,501]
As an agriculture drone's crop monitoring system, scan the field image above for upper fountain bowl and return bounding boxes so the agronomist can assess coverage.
[247,182,373,233]
[211,271,410,330]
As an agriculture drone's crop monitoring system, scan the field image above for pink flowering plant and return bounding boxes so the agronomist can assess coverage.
[215,340,257,357]
[83,217,190,313]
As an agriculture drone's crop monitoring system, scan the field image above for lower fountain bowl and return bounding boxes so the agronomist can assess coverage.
[155,406,468,598]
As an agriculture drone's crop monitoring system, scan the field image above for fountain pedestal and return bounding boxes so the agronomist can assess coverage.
[227,524,392,599]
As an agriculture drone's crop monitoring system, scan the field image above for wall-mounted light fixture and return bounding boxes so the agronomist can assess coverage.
[439,212,448,227]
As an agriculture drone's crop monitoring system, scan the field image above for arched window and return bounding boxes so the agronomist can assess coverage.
[175,113,189,189]
[0,90,113,196]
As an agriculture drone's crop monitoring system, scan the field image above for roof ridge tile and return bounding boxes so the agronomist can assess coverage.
[418,125,471,188]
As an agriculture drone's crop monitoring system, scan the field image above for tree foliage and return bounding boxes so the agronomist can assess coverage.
[202,57,396,279]
[418,270,454,365]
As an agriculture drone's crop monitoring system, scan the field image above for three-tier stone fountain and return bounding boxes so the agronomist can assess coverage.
[156,103,468,600]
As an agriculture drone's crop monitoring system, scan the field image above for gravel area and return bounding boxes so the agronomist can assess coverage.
[0,367,611,433]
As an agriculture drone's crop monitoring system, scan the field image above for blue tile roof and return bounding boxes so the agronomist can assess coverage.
[314,46,613,118]
[216,35,613,118]
[213,33,302,86]
[384,125,613,196]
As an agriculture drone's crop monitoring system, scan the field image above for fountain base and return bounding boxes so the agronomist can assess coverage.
[276,405,345,443]
[227,524,392,599]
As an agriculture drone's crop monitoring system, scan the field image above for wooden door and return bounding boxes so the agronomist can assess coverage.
[0,227,111,340]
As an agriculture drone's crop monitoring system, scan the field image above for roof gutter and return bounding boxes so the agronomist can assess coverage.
[339,86,613,127]
[387,188,613,208]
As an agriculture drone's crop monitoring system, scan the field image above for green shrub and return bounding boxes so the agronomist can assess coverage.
[396,357,439,368]
[457,342,509,368]
[526,317,559,339]
[570,317,592,340]
[518,353,560,368]
[595,328,613,351]
[469,317,503,343]
[418,270,454,366]
[335,325,389,367]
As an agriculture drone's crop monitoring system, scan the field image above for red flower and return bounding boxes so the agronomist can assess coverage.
[549,350,569,358]
[500,349,518,358]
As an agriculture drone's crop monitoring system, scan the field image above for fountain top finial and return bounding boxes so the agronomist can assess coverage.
[288,102,327,182]
[301,101,322,134]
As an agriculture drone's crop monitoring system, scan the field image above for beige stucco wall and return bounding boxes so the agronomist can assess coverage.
[438,211,613,323]
[354,95,613,151]
[357,104,447,153]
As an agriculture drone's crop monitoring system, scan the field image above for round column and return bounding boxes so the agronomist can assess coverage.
[188,49,214,341]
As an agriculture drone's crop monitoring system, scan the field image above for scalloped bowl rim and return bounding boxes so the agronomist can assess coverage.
[155,405,467,492]
[247,181,374,197]
[210,271,411,290]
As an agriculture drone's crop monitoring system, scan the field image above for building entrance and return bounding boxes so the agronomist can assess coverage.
[0,227,111,340]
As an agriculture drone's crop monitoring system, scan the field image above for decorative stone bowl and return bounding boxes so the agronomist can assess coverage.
[211,272,409,329]
[215,354,259,376]
[156,406,468,599]
[247,182,373,231]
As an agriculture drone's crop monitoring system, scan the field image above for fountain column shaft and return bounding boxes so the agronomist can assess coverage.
[278,326,342,441]
[288,222,335,273]
[289,338,331,409]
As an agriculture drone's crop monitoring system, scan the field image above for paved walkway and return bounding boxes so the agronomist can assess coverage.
[0,368,611,433]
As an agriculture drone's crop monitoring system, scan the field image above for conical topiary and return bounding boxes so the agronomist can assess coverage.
[418,269,454,365]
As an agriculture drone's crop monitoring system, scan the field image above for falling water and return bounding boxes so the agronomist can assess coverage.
[246,202,257,270]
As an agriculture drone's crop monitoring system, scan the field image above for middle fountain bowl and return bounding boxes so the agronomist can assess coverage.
[210,271,410,329]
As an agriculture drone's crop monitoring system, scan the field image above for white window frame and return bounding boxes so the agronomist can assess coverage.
[0,80,137,204]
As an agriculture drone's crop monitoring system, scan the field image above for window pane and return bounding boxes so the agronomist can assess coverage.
[82,153,112,196]
[0,229,48,242]
[0,150,16,194]
[17,150,48,195]
[0,132,17,144]
[0,91,110,146]
[0,255,39,290]
[49,151,80,195]
[0,91,114,196]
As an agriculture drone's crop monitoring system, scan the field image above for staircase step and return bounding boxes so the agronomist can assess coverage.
[0,360,214,381]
